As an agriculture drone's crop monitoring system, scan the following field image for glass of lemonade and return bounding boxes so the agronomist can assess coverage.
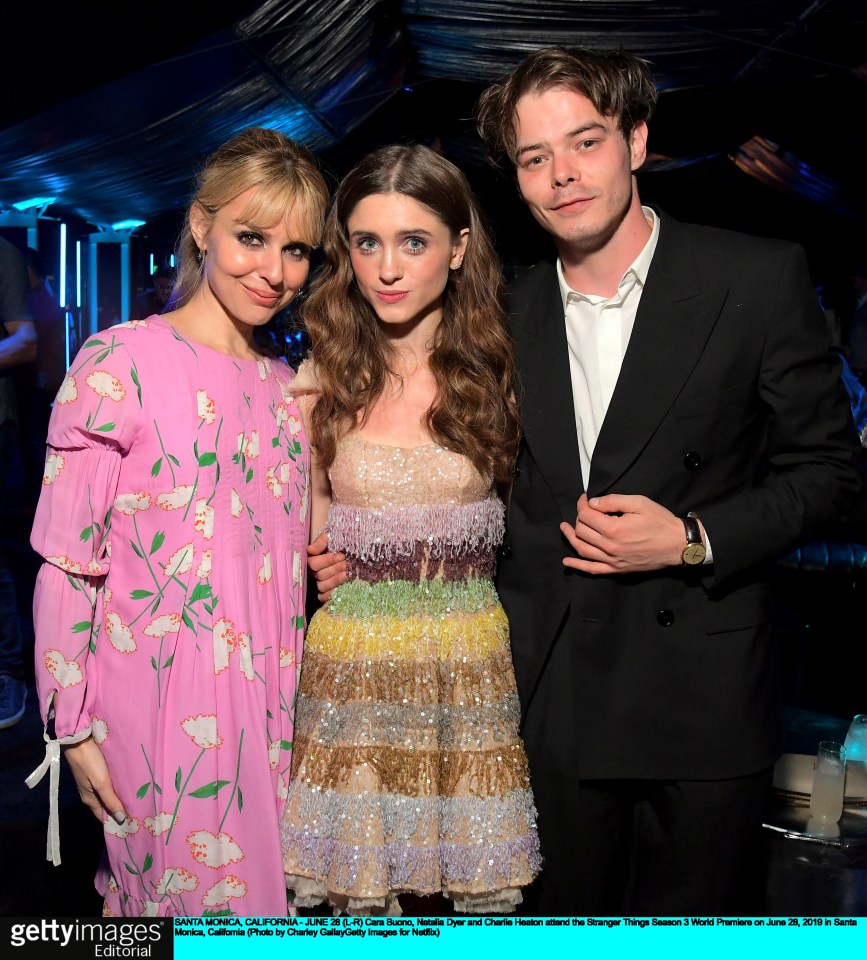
[809,740,846,824]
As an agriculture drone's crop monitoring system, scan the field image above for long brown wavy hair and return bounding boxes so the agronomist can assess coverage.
[302,144,522,484]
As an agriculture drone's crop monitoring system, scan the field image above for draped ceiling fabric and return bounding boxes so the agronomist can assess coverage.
[0,0,865,245]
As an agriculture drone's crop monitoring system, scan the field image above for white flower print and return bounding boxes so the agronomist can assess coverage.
[274,404,288,427]
[201,876,247,907]
[196,389,216,424]
[140,901,159,917]
[114,319,149,330]
[265,466,283,499]
[85,370,126,401]
[180,714,222,749]
[291,550,302,587]
[104,816,139,839]
[143,613,182,638]
[196,549,212,579]
[187,830,245,868]
[279,647,296,669]
[237,632,254,682]
[194,500,214,539]
[156,485,195,510]
[162,543,193,577]
[43,454,65,485]
[143,812,177,837]
[287,414,302,436]
[91,717,108,744]
[265,462,292,499]
[113,492,152,515]
[257,358,272,381]
[105,611,136,653]
[276,776,289,802]
[44,650,84,688]
[268,740,281,771]
[212,618,237,675]
[154,867,198,895]
[257,553,272,584]
[55,376,78,405]
[300,481,309,523]
[45,555,102,576]
[230,489,243,518]
[236,431,257,461]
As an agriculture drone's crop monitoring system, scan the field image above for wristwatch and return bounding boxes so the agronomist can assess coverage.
[681,513,706,565]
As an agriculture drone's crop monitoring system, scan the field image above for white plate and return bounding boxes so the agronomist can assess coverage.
[773,752,867,801]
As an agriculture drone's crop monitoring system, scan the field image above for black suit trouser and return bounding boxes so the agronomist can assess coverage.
[516,621,773,917]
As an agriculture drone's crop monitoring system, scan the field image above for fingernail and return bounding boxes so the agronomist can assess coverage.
[112,811,126,824]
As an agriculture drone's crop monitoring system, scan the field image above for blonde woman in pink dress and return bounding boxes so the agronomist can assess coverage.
[26,128,328,917]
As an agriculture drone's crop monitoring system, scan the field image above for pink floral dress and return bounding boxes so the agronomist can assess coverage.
[28,316,309,916]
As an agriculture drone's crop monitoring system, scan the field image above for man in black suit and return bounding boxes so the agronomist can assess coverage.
[474,47,862,916]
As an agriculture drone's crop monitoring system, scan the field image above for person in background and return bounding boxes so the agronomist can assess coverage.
[469,45,863,916]
[0,235,36,730]
[130,262,177,321]
[17,247,69,501]
[283,144,540,916]
[26,127,329,916]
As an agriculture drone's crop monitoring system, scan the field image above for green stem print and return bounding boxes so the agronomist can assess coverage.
[218,729,245,831]
[165,750,206,844]
[135,743,162,817]
[152,420,180,485]
[121,834,153,901]
[67,334,122,379]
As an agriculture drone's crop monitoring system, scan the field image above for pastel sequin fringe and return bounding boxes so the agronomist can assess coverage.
[327,499,505,561]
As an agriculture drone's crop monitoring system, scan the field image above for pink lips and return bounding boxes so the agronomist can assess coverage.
[377,291,409,304]
[551,196,593,213]
[245,286,281,306]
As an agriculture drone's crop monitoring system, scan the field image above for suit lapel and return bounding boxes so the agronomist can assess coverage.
[512,263,584,521]
[589,215,730,495]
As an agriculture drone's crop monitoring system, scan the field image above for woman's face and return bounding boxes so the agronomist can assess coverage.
[346,192,467,332]
[192,187,313,330]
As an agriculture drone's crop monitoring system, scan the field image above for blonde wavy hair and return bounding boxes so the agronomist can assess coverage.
[303,144,522,484]
[172,127,329,308]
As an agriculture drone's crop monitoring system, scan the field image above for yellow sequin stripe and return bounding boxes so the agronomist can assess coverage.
[297,648,521,706]
[292,736,532,798]
[305,604,510,660]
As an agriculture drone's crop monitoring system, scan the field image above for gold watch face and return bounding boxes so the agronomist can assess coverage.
[682,542,707,565]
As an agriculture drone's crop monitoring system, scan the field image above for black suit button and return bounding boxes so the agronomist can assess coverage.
[498,544,513,561]
[656,609,675,627]
[683,451,702,471]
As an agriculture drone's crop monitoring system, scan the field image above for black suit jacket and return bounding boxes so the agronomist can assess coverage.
[497,210,862,780]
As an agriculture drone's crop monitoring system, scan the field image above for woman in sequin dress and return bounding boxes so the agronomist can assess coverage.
[27,128,329,916]
[281,145,541,915]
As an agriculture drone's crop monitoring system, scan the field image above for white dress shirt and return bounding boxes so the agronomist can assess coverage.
[557,206,660,485]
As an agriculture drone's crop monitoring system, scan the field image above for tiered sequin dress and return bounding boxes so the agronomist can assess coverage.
[281,430,541,914]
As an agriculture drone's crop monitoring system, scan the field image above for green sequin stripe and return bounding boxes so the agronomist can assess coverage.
[327,576,500,618]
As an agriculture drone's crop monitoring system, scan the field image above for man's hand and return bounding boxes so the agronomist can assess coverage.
[307,530,347,602]
[63,736,127,825]
[560,493,685,574]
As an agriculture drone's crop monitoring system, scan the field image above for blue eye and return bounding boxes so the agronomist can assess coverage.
[405,237,426,253]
